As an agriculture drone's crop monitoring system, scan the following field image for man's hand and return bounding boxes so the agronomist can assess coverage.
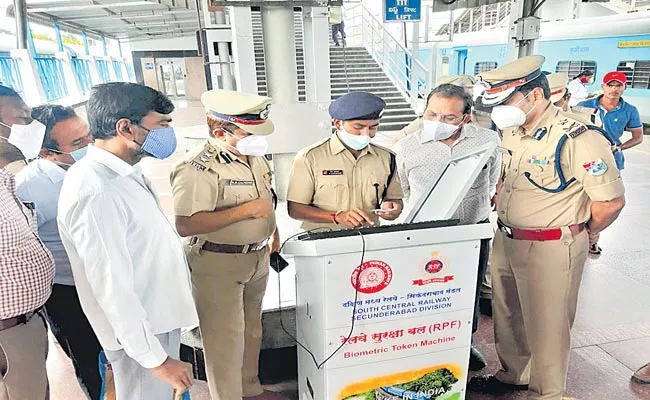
[375,201,402,221]
[268,228,281,253]
[150,358,194,394]
[244,197,273,219]
[336,208,374,228]
[587,228,600,247]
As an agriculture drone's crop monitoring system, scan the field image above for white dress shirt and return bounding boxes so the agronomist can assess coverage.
[567,78,588,107]
[57,146,198,368]
[16,159,74,286]
[395,123,502,224]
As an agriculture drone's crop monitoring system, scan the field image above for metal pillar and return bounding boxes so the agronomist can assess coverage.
[214,11,234,90]
[261,3,298,200]
[13,0,28,50]
[410,21,420,109]
[102,37,108,56]
[506,0,540,61]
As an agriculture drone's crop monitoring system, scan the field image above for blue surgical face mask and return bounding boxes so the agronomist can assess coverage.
[46,145,89,163]
[137,125,177,159]
[338,125,371,151]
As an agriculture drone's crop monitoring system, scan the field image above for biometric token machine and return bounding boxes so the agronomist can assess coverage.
[284,143,497,400]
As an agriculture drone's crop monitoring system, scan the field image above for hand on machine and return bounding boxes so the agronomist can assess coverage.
[373,200,402,221]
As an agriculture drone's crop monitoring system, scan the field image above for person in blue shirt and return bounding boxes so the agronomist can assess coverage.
[577,71,643,255]
[578,71,644,171]
[15,105,102,399]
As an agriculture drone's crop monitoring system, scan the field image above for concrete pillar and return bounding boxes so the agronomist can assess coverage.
[13,0,28,50]
[303,7,331,103]
[261,4,298,200]
[214,11,235,90]
[230,7,258,94]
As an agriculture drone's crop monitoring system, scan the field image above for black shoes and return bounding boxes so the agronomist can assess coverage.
[467,375,529,394]
[469,345,487,371]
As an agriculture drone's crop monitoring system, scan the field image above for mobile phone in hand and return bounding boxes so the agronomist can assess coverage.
[270,252,289,273]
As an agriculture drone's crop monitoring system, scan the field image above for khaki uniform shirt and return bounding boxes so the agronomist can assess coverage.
[170,138,276,246]
[287,134,404,230]
[571,105,602,127]
[498,105,625,229]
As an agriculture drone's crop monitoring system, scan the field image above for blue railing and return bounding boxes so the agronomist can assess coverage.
[71,57,93,95]
[0,53,24,96]
[96,59,112,83]
[35,55,68,102]
[112,60,124,81]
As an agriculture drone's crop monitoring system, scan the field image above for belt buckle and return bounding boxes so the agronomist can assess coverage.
[500,224,513,238]
[242,244,250,254]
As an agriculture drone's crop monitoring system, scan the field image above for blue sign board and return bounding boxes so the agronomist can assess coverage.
[384,0,422,22]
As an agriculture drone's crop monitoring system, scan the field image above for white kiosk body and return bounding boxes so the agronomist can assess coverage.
[284,143,497,400]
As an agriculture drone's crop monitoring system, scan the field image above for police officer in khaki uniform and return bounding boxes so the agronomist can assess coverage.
[468,56,626,400]
[170,90,286,400]
[287,92,403,229]
[547,72,603,127]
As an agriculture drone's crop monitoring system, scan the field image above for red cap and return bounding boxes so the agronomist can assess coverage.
[603,71,627,85]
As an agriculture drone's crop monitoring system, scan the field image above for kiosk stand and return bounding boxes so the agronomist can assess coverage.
[284,143,496,400]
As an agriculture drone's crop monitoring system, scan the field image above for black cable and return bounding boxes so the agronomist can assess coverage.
[276,228,366,370]
[529,0,547,17]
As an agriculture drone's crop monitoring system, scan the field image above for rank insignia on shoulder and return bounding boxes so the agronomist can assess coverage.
[583,159,608,176]
[558,118,587,139]
[187,144,218,171]
[532,127,548,140]
[528,155,549,165]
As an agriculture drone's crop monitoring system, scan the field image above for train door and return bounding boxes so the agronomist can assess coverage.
[455,49,468,75]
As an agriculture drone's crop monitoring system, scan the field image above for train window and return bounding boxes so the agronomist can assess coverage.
[616,61,650,89]
[556,61,597,80]
[474,62,498,75]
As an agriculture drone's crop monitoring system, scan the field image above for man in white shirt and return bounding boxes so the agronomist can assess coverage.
[16,105,102,399]
[395,83,501,372]
[58,82,199,400]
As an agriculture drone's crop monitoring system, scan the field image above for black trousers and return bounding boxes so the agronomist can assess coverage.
[473,237,491,333]
[45,284,103,400]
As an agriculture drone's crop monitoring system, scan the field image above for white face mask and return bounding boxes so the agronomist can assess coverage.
[0,120,47,160]
[225,130,268,157]
[422,119,463,141]
[338,126,371,150]
[490,92,536,130]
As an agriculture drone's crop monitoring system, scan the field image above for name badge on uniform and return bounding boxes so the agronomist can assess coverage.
[229,179,254,186]
[528,155,549,165]
[322,170,344,176]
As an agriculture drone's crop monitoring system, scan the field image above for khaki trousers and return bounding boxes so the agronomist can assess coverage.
[188,248,269,400]
[0,313,49,400]
[480,247,493,300]
[492,228,588,400]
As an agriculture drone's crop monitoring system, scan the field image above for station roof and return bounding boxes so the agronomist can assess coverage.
[25,0,200,41]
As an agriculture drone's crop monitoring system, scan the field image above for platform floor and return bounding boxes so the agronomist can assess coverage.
[46,101,650,399]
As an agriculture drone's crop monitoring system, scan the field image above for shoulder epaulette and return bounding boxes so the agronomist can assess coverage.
[557,113,589,139]
[186,142,219,171]
[299,137,331,156]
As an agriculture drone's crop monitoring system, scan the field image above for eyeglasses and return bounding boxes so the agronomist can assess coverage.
[426,112,465,124]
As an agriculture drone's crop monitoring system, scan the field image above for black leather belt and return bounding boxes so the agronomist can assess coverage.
[0,309,38,332]
[201,240,268,254]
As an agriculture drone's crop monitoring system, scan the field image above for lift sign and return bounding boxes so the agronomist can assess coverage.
[384,0,422,22]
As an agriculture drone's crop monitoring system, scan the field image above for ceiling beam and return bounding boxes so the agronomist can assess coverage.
[49,8,196,21]
[28,1,156,13]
